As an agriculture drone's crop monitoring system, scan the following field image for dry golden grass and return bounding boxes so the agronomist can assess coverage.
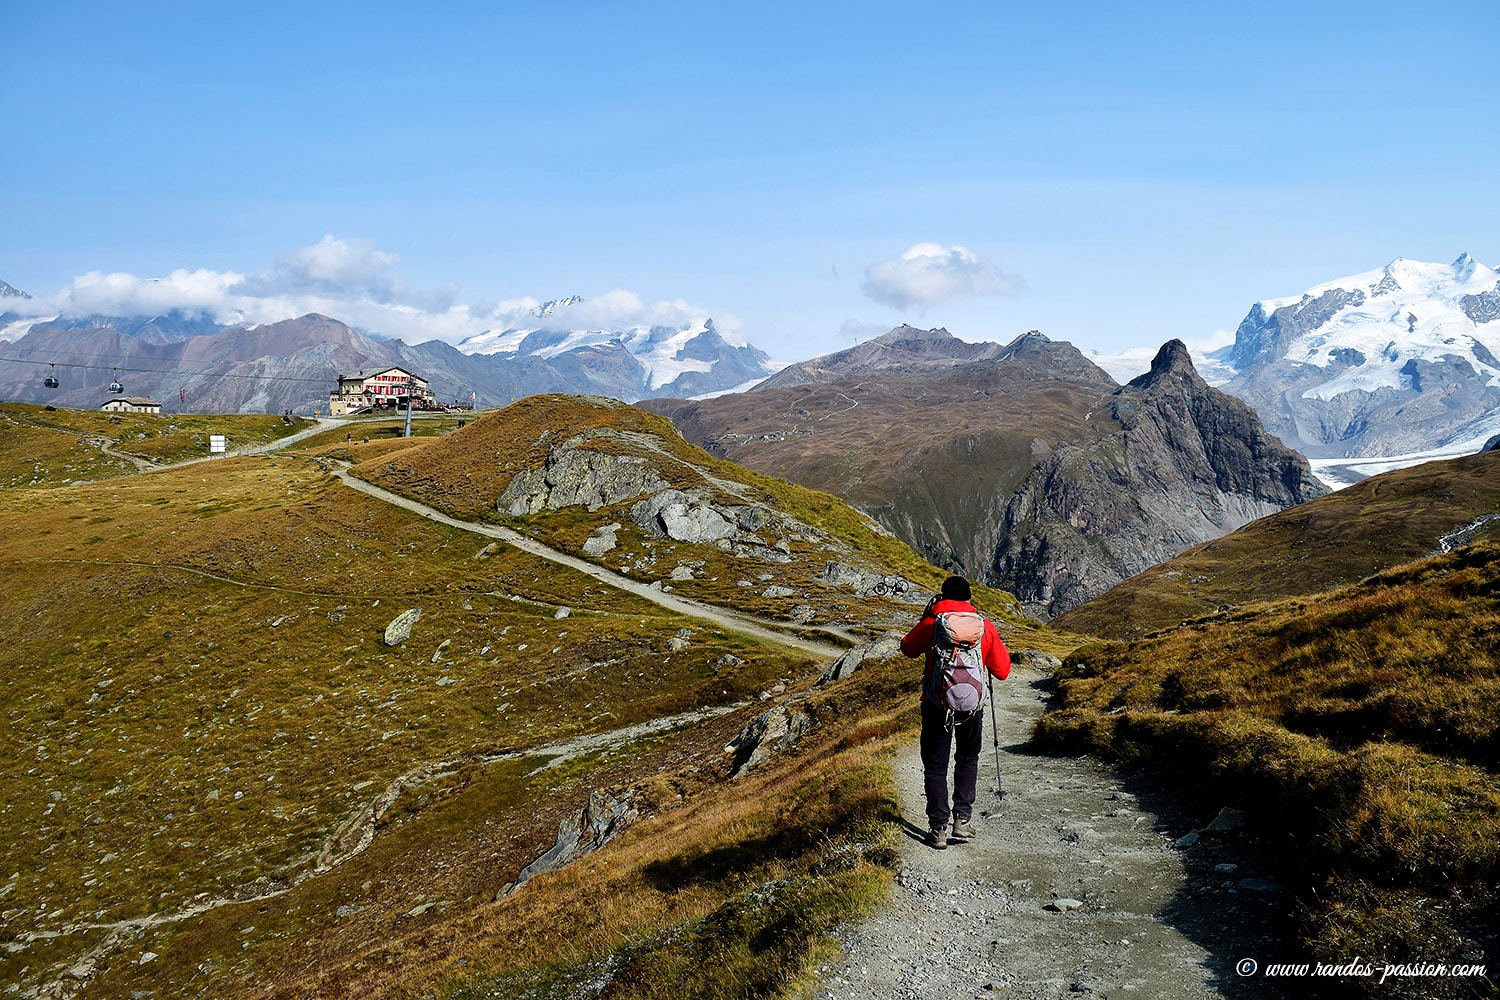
[0,452,818,999]
[273,657,916,1000]
[0,402,308,485]
[1036,542,1500,995]
[0,395,1063,1000]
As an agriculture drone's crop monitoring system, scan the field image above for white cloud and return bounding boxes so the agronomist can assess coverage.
[29,237,734,347]
[862,242,1023,311]
[63,268,245,316]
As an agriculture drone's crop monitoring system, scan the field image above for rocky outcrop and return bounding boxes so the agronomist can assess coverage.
[817,634,903,685]
[502,789,639,896]
[620,488,799,562]
[498,438,668,515]
[725,702,812,778]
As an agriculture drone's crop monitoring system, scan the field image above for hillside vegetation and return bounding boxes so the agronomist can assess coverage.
[0,400,1064,1000]
[0,402,309,485]
[1037,542,1500,997]
[1054,448,1500,638]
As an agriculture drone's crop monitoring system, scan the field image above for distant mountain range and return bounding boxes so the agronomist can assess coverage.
[644,326,1327,618]
[1209,254,1500,475]
[0,298,773,412]
[8,252,1500,494]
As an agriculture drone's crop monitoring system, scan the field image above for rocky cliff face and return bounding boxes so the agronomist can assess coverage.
[646,329,1326,619]
[991,341,1328,617]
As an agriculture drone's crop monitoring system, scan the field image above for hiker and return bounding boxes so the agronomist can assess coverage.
[901,575,1011,849]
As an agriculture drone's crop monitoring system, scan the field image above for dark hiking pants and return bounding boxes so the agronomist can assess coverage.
[920,699,982,831]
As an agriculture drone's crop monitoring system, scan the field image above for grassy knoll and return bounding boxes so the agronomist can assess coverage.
[0,402,309,485]
[1054,449,1500,639]
[1036,542,1500,998]
[349,395,1032,633]
[294,414,475,452]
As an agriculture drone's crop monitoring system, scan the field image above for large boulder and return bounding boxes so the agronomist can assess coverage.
[498,447,668,515]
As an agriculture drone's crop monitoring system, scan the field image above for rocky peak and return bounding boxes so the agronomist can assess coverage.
[1123,339,1202,392]
[867,325,965,355]
[0,279,30,299]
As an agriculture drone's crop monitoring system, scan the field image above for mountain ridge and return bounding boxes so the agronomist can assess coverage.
[645,328,1327,617]
[0,309,774,412]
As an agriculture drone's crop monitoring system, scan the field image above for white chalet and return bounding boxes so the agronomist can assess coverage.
[329,367,433,416]
[100,397,162,414]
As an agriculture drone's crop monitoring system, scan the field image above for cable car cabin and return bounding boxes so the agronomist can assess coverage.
[110,380,124,393]
[44,375,59,388]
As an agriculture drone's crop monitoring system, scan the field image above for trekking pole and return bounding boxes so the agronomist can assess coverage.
[987,673,1004,800]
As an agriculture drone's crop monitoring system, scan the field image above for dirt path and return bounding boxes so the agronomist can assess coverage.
[333,469,851,659]
[819,666,1284,1000]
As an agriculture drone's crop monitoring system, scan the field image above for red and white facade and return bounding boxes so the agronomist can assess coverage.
[329,367,433,416]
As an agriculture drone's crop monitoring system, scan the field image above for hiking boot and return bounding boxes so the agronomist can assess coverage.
[928,826,948,850]
[952,817,977,841]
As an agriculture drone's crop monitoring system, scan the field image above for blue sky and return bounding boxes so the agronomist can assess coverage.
[3,1,1497,365]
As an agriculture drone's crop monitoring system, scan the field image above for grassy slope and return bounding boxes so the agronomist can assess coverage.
[350,395,1033,631]
[1036,543,1500,998]
[0,454,814,998]
[1053,449,1500,638]
[0,402,309,483]
[0,400,1066,1000]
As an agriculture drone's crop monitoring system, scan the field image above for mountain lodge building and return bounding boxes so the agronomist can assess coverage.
[100,397,162,414]
[330,367,433,415]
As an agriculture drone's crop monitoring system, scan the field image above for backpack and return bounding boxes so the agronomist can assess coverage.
[924,610,989,714]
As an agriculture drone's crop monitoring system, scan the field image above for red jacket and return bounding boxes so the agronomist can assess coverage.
[901,598,1011,702]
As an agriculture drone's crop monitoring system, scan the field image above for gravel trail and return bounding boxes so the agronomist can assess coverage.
[819,666,1285,1000]
[333,468,851,658]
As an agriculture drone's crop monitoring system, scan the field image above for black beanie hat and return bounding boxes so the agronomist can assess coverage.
[940,575,971,602]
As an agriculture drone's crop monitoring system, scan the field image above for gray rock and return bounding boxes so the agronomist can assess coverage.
[581,522,621,557]
[1046,898,1084,912]
[818,635,903,685]
[383,608,422,647]
[1012,649,1063,671]
[1204,806,1248,832]
[499,445,668,515]
[1174,831,1200,848]
[508,790,639,893]
[660,499,736,543]
[1238,877,1282,893]
[725,704,812,778]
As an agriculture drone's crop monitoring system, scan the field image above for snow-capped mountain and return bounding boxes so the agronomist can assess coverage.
[457,297,774,398]
[1213,254,1500,476]
[0,291,777,412]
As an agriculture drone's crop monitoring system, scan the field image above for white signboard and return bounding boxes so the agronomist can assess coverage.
[209,434,227,454]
